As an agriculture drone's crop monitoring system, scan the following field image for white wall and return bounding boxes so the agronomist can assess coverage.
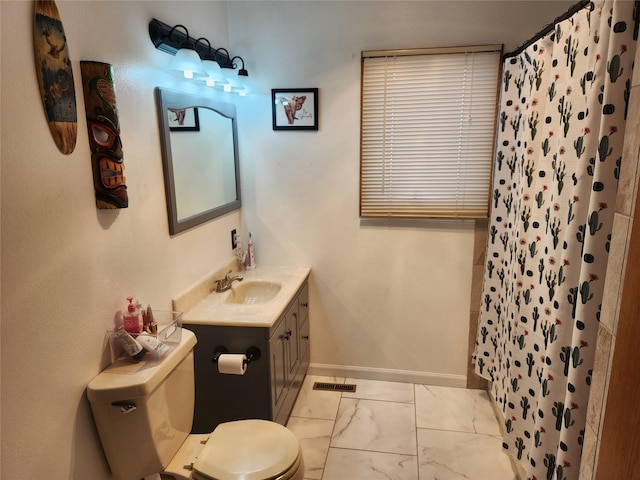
[226,0,576,381]
[0,1,575,478]
[1,2,238,478]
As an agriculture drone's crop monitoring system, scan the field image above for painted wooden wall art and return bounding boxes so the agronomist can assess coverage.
[80,61,128,209]
[33,0,77,154]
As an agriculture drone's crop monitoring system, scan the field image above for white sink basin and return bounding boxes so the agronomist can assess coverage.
[225,281,282,304]
[179,266,310,327]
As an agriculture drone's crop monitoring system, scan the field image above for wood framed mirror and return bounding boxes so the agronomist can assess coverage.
[156,87,241,235]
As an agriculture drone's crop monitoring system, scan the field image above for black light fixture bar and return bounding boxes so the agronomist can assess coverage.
[149,18,237,70]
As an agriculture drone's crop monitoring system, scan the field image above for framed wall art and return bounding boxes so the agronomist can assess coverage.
[168,107,200,131]
[272,88,318,130]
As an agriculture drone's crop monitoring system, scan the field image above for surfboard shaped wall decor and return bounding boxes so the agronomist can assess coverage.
[33,0,77,154]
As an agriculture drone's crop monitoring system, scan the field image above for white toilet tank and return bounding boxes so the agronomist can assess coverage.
[87,329,198,480]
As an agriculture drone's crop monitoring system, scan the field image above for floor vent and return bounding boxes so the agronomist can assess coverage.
[313,382,357,393]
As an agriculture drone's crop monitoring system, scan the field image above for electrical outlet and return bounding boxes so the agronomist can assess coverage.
[231,229,237,249]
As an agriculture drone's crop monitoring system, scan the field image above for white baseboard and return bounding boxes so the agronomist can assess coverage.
[307,363,467,388]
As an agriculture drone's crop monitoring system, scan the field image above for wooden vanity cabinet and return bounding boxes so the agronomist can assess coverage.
[186,279,310,433]
[271,281,309,425]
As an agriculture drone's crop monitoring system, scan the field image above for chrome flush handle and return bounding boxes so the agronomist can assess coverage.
[111,401,137,414]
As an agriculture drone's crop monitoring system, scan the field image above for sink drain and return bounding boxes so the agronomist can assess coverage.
[312,382,357,393]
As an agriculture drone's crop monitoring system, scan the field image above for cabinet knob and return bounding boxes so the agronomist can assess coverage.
[283,331,291,340]
[302,335,309,340]
[300,302,309,307]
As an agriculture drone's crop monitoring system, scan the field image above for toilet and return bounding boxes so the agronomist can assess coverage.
[87,329,304,480]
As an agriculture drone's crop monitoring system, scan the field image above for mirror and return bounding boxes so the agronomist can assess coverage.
[155,87,241,235]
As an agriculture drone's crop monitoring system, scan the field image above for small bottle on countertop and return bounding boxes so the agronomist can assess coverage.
[123,295,141,335]
[143,304,157,334]
[246,232,255,269]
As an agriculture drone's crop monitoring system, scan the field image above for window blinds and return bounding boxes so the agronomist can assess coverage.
[360,46,502,218]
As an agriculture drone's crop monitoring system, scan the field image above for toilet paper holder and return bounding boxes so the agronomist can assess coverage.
[212,346,261,366]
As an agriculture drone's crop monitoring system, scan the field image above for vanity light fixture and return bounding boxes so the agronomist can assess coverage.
[224,78,246,95]
[164,25,206,79]
[149,19,249,88]
[231,56,248,77]
[210,47,248,93]
[195,38,229,88]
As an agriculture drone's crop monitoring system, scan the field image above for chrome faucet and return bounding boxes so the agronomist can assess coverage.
[214,270,244,293]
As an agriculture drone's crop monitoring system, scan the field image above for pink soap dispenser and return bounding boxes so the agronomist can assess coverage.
[123,295,141,335]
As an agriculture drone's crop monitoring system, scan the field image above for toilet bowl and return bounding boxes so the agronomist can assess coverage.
[87,329,304,480]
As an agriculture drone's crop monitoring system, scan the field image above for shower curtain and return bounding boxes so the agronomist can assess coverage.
[474,1,637,479]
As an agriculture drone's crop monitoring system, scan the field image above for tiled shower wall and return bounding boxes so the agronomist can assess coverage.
[578,46,640,478]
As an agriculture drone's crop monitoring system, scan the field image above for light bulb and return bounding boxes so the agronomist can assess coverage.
[170,47,205,79]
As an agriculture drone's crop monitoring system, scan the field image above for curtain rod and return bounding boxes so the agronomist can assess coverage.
[503,0,591,60]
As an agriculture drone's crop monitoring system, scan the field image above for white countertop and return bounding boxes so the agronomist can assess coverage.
[181,265,310,328]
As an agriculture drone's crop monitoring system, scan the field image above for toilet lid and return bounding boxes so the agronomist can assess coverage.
[193,419,300,480]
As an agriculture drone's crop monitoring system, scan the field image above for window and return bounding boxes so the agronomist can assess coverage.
[360,45,502,218]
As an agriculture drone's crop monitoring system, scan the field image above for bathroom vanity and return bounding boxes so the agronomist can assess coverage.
[175,265,310,433]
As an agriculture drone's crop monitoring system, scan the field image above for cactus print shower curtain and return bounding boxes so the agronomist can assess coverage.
[474,1,637,479]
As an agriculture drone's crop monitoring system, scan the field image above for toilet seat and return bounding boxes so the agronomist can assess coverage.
[192,419,301,480]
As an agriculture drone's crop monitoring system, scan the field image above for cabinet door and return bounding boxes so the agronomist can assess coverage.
[298,283,309,323]
[284,304,300,381]
[299,315,310,361]
[269,317,288,416]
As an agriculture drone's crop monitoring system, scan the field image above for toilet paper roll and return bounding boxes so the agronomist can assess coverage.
[217,354,247,375]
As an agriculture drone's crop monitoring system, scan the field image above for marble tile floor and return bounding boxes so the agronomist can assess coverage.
[286,375,517,480]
